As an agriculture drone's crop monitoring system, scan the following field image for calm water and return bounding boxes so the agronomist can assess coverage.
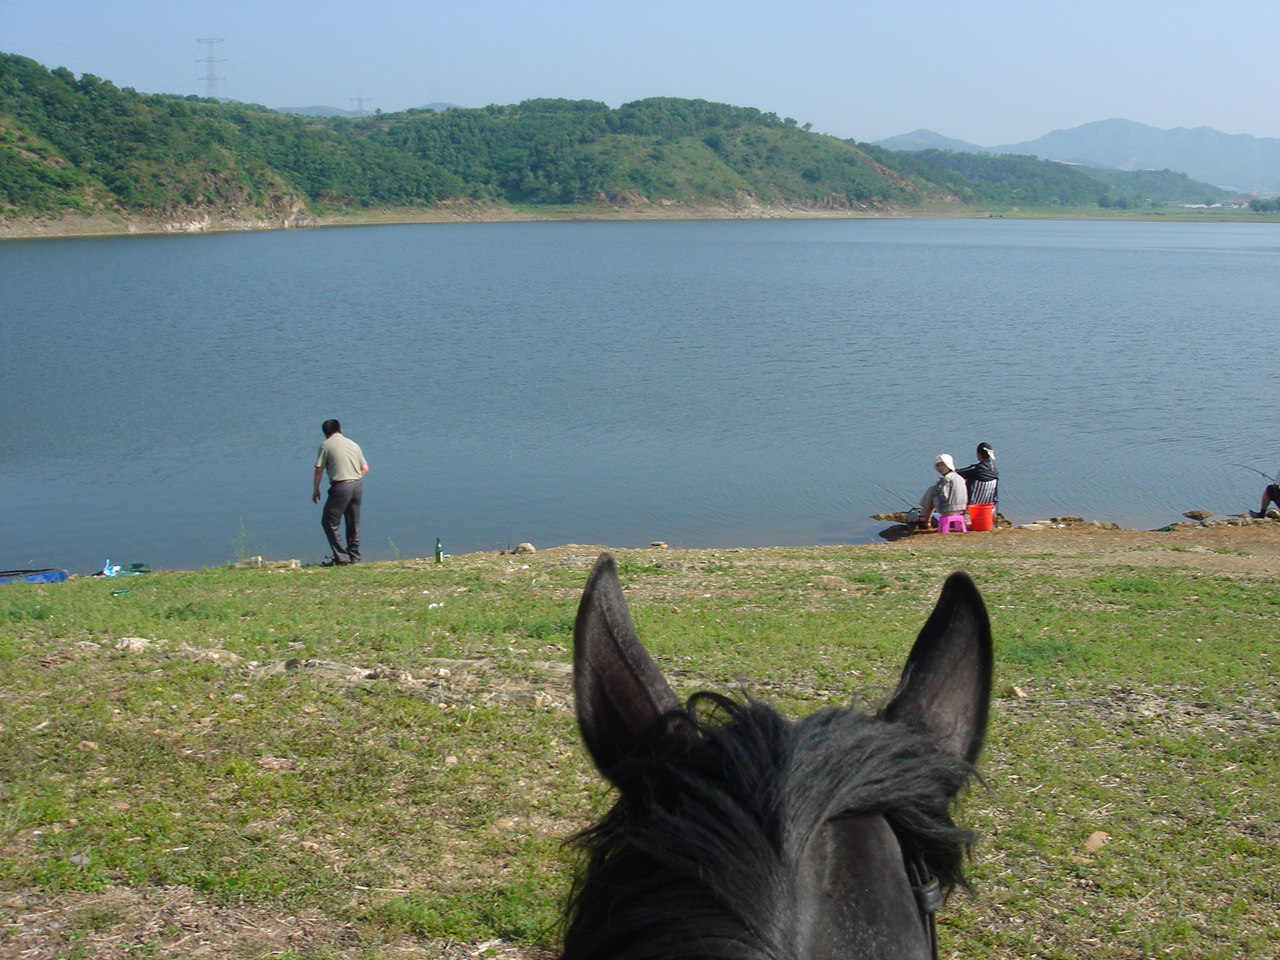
[2,218,1277,574]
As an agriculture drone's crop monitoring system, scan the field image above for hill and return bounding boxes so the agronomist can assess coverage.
[0,53,943,226]
[873,128,986,154]
[895,149,1236,207]
[0,54,462,227]
[0,54,1270,234]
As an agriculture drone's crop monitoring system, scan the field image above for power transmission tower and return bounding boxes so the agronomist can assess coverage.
[196,38,225,99]
[351,95,372,117]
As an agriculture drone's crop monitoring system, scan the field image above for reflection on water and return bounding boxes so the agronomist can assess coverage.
[3,218,1277,572]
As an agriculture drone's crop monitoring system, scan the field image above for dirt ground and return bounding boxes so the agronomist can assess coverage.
[0,882,557,960]
[3,521,1277,960]
[876,517,1280,571]
[533,518,1280,582]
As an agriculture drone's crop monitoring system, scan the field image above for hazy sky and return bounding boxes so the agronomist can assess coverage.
[3,0,1277,145]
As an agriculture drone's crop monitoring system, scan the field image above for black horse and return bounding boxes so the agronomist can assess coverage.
[564,553,992,960]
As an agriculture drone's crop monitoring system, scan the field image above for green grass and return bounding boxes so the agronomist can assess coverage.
[0,542,1276,958]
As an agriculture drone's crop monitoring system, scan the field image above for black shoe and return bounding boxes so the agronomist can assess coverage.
[321,557,349,567]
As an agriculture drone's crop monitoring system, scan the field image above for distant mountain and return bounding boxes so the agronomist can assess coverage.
[873,129,986,154]
[877,119,1280,195]
[989,119,1280,194]
[274,105,360,117]
[274,102,460,118]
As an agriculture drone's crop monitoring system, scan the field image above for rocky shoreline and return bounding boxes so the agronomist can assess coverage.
[0,198,924,242]
[4,197,1254,242]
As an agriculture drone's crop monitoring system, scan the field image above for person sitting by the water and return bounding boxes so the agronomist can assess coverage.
[914,453,968,529]
[958,442,998,507]
[1252,467,1280,519]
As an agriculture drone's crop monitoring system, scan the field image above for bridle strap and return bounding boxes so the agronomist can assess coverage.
[906,859,942,960]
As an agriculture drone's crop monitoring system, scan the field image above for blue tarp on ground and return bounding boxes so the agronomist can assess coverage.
[0,569,69,584]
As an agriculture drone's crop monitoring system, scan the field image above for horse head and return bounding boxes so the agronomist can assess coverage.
[565,553,992,960]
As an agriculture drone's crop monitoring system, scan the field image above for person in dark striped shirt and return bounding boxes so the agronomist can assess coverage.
[958,443,998,507]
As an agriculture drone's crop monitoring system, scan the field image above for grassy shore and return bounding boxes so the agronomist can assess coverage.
[1,524,1277,959]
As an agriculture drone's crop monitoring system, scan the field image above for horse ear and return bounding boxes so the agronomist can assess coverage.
[882,571,992,765]
[574,553,684,778]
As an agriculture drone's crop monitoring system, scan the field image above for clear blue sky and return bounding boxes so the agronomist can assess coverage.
[3,0,1277,144]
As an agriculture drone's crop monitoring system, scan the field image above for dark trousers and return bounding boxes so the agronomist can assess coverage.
[1266,484,1280,511]
[321,479,362,563]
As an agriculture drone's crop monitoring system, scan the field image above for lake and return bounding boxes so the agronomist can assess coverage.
[2,217,1277,574]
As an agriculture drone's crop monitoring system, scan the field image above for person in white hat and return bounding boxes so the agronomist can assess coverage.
[914,453,968,529]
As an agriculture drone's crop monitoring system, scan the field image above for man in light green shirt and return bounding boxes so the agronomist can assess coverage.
[312,419,369,565]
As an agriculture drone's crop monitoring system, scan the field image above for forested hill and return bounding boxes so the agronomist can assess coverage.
[0,53,1241,229]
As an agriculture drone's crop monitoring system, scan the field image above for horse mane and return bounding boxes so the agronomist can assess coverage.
[562,692,976,960]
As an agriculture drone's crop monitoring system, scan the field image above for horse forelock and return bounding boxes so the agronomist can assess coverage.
[562,693,975,959]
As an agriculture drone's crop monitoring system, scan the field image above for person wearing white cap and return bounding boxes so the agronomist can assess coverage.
[914,453,968,529]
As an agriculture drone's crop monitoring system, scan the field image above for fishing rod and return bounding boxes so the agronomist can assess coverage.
[866,477,916,511]
[1230,463,1275,482]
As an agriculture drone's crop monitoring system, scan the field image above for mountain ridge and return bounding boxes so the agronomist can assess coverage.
[876,118,1280,194]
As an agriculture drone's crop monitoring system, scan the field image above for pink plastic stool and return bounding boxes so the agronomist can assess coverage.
[938,513,968,533]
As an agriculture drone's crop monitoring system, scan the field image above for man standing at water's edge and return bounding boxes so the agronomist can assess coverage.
[312,419,369,565]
